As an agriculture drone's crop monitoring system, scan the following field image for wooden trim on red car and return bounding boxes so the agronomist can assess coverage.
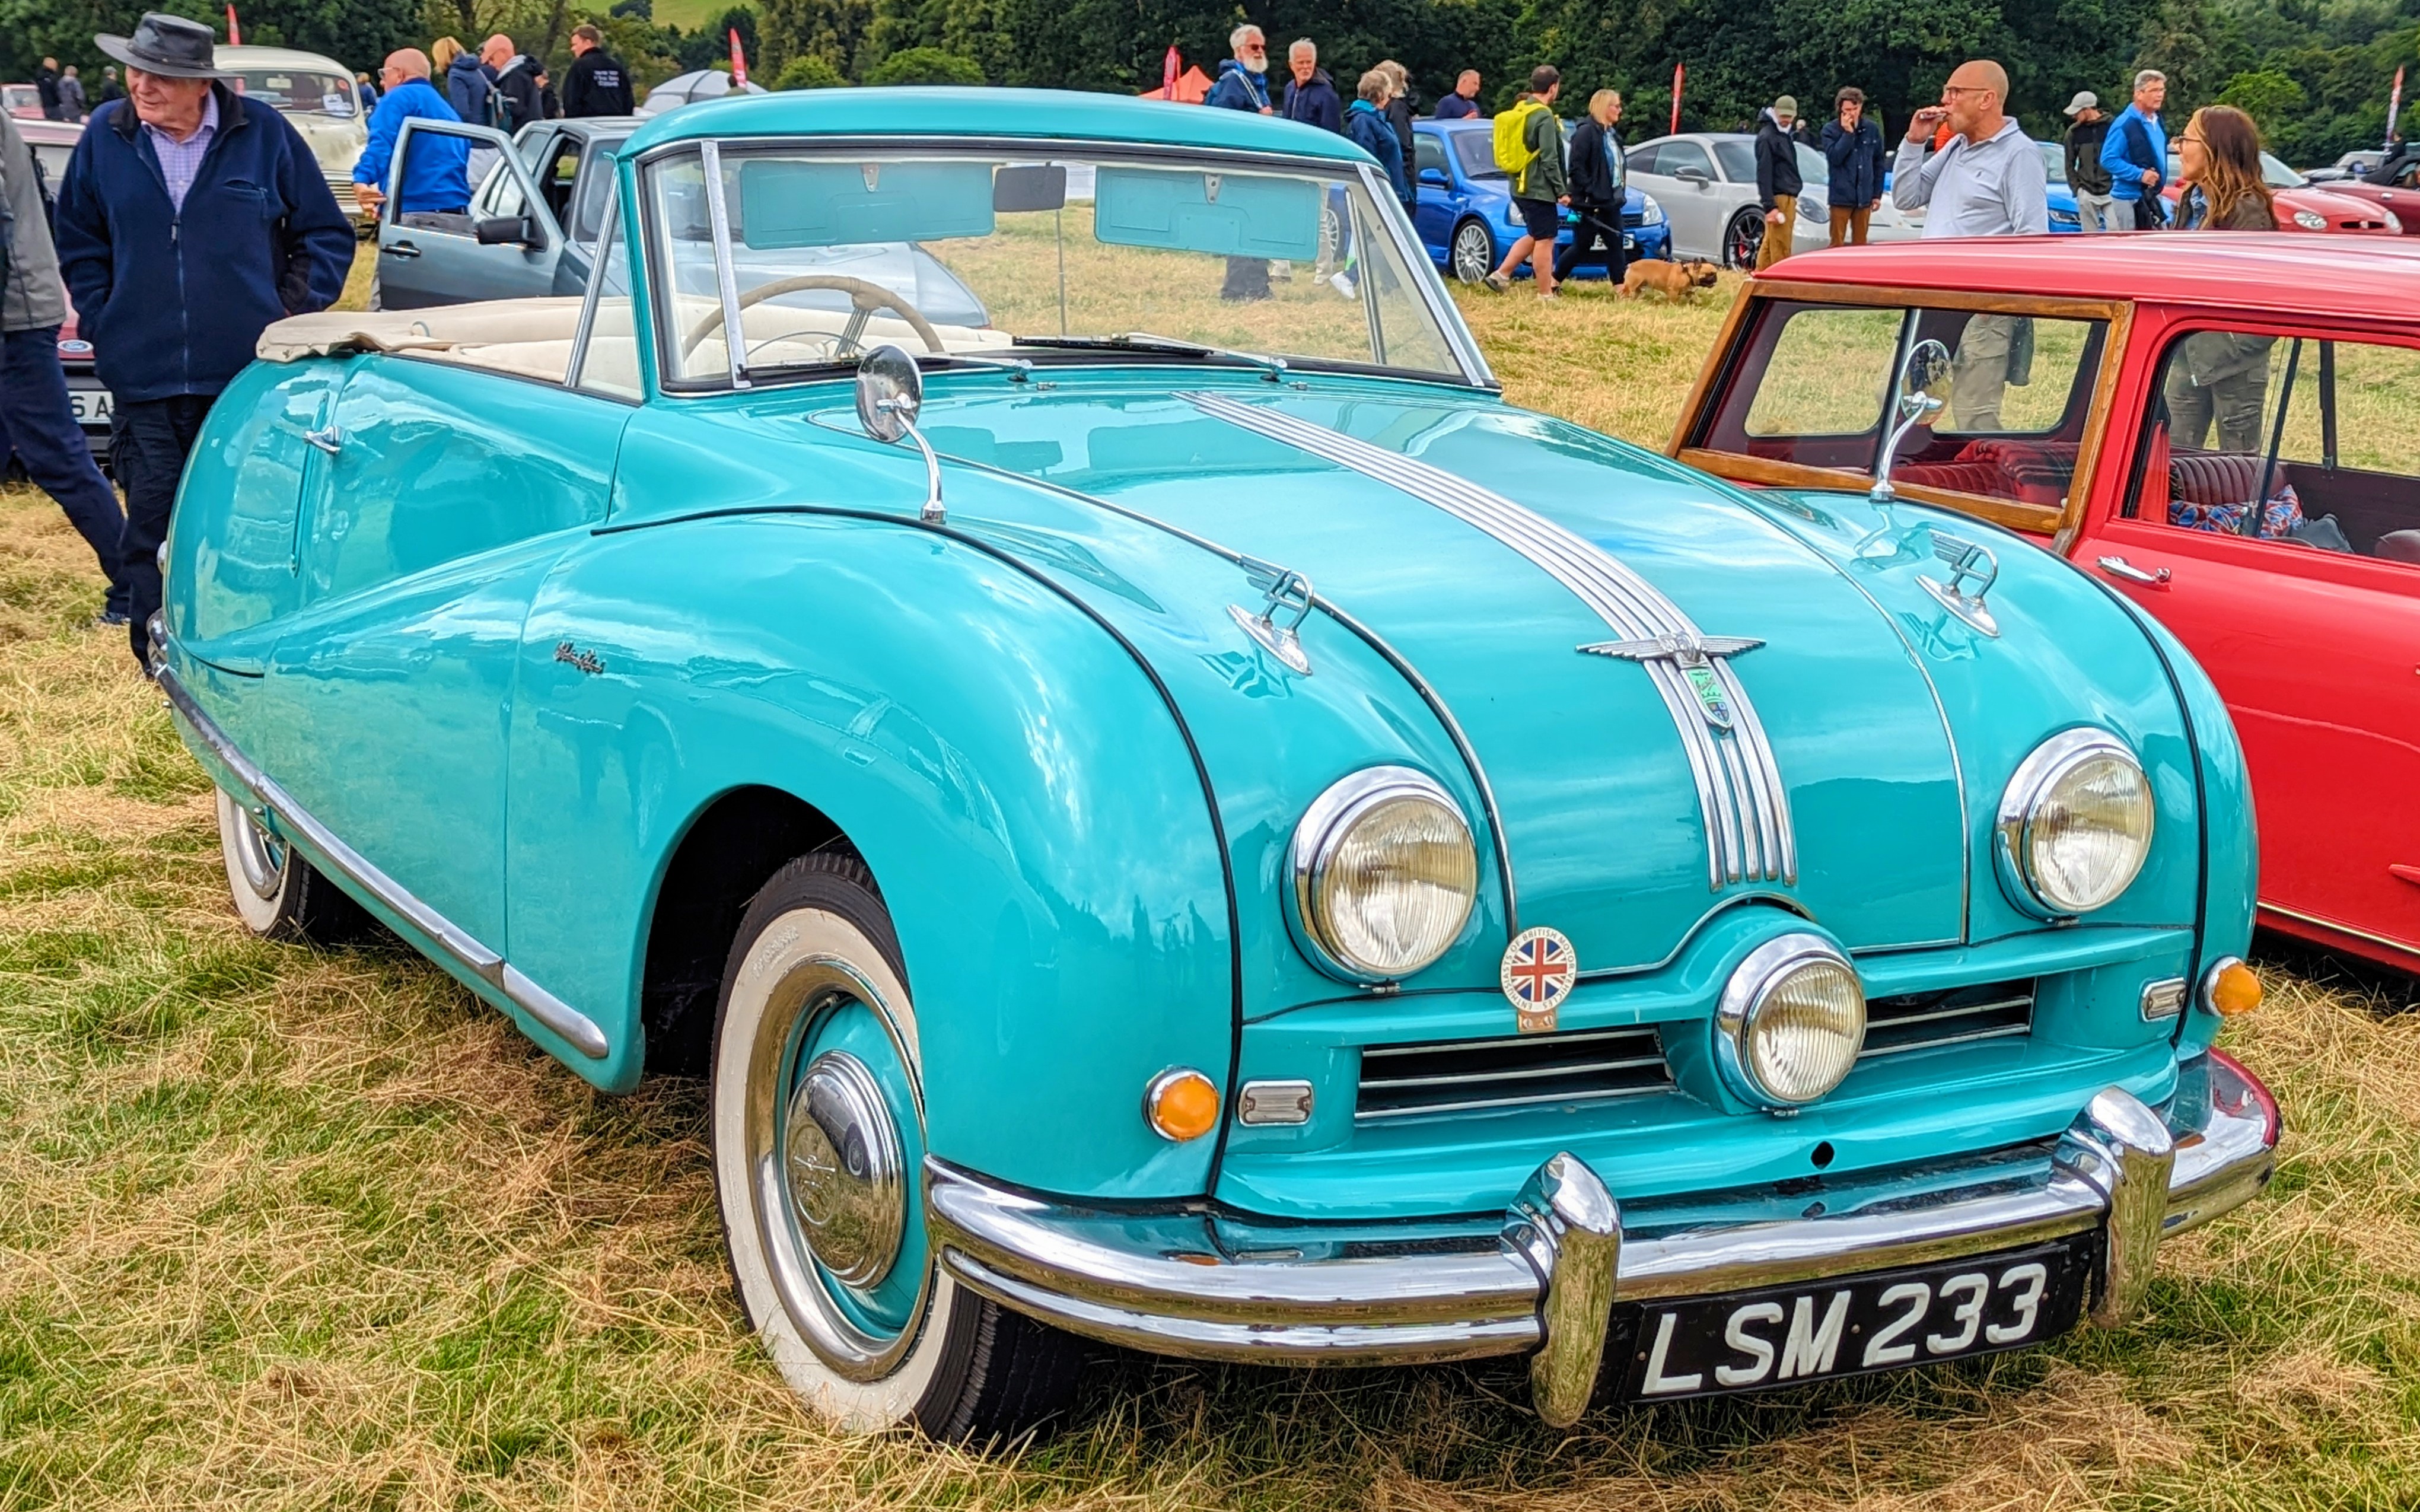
[1672,282,2138,544]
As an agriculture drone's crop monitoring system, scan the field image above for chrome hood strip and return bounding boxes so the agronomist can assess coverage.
[1184,393,1794,889]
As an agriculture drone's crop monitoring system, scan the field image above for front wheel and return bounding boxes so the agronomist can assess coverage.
[214,787,370,941]
[710,852,1084,1441]
[1724,209,1765,269]
[1450,219,1497,284]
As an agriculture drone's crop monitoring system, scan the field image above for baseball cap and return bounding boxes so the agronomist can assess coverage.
[2064,90,2099,116]
[1772,94,1797,117]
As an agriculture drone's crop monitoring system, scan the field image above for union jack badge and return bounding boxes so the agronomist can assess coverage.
[1500,926,1578,1033]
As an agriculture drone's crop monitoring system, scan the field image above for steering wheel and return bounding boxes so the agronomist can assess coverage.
[680,274,947,361]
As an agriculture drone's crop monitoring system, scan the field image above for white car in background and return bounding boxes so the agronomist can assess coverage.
[221,44,368,221]
[1622,131,1919,265]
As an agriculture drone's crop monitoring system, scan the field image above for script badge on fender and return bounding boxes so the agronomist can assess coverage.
[1501,927,1578,1033]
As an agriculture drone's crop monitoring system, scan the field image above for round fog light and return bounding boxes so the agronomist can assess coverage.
[1144,1068,1220,1141]
[1717,934,1867,1109]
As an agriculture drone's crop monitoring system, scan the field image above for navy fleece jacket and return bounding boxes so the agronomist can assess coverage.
[54,87,352,402]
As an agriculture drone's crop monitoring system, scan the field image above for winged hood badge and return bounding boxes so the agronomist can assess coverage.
[1580,633,1763,731]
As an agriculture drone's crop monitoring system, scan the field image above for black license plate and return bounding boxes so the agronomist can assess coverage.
[1616,1239,2091,1401]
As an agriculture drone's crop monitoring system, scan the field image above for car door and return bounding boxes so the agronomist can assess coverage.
[247,350,629,959]
[377,118,566,308]
[2080,315,2420,963]
[1644,139,1723,260]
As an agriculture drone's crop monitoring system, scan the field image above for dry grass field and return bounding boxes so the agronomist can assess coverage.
[5,265,2419,1511]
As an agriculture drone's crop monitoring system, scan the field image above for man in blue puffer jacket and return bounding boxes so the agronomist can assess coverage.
[54,11,352,670]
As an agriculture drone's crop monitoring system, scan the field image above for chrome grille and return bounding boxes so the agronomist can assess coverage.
[1860,979,2035,1058]
[1357,1026,1670,1121]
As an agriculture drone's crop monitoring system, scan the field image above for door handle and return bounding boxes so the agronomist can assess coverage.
[384,240,421,259]
[304,426,343,456]
[2095,555,2171,587]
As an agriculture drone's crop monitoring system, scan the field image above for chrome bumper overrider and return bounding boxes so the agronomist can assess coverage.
[927,1052,2277,1425]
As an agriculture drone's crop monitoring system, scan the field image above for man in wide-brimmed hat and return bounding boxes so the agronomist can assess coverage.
[55,12,353,671]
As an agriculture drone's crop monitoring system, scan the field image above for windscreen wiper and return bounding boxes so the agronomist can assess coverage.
[1010,332,1289,381]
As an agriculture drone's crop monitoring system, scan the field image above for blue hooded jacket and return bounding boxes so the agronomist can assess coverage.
[1284,69,1343,135]
[53,88,352,403]
[1205,59,1272,113]
[446,51,496,126]
[354,78,471,214]
[1345,99,1408,205]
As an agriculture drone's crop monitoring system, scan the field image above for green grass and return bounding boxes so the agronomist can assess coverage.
[647,0,747,37]
[3,286,2418,1508]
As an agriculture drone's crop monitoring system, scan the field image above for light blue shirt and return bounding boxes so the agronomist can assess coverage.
[2100,103,2167,202]
[141,89,218,214]
[1891,117,2049,237]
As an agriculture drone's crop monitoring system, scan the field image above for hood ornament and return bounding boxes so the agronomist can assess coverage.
[1580,632,1763,731]
[1230,555,1316,676]
[1919,531,2001,637]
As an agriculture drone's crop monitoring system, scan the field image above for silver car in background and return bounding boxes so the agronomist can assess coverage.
[1622,131,1919,266]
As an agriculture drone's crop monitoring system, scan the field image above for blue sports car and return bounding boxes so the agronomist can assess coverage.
[1413,117,1672,282]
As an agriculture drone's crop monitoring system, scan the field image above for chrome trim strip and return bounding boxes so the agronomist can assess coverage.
[927,1053,2276,1390]
[698,141,750,391]
[1364,1055,1667,1090]
[1363,1026,1655,1060]
[158,661,612,1061]
[2259,902,2420,960]
[1857,1022,2030,1058]
[1186,391,1793,890]
[1871,995,2032,1027]
[1354,1084,1671,1120]
[565,177,619,387]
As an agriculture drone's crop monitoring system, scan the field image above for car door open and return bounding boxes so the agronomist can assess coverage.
[377,117,566,308]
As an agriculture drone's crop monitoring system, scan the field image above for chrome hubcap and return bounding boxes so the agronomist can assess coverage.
[231,808,286,900]
[784,1050,905,1288]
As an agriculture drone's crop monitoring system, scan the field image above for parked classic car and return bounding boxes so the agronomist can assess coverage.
[2161,147,2406,233]
[1410,118,1671,284]
[1674,234,2420,972]
[371,114,988,327]
[222,44,369,221]
[1623,132,1922,266]
[160,90,2278,1441]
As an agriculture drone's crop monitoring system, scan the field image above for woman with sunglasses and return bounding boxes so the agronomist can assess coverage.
[2173,105,2278,231]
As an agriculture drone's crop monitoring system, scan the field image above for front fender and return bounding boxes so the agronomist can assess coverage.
[502,512,1233,1197]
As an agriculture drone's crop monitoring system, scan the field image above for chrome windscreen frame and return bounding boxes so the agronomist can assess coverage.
[623,133,1496,395]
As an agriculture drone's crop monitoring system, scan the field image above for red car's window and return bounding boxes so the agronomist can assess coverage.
[2123,329,2420,566]
[1700,300,2109,511]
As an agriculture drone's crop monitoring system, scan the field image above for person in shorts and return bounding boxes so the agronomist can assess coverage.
[1484,66,1566,298]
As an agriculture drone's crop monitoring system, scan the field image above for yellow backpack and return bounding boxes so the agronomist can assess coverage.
[1494,98,1546,181]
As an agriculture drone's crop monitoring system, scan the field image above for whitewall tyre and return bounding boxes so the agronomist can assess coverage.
[214,787,369,943]
[709,852,1084,1441]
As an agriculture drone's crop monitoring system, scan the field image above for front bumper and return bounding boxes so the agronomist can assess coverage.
[929,1050,2276,1424]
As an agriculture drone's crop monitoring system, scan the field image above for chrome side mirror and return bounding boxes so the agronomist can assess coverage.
[1871,338,1951,502]
[856,343,944,524]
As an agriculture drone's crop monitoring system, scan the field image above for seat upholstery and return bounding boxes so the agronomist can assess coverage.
[2376,530,2420,564]
[2167,451,2264,507]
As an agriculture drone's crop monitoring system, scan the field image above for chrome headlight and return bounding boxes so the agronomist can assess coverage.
[1996,730,2154,918]
[1634,192,1664,225]
[1291,767,1478,982]
[1715,934,1866,1108]
[2292,208,2328,230]
[2386,209,2405,234]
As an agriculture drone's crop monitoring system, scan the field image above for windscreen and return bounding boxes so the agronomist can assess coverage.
[644,146,1463,387]
[233,67,356,116]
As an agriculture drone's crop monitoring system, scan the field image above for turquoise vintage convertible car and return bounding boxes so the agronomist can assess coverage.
[157,90,2279,1439]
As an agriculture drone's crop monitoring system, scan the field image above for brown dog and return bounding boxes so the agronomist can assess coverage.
[1620,259,1720,300]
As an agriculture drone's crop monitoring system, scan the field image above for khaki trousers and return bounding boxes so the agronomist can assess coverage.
[1828,205,1872,246]
[1950,313,2020,432]
[1754,196,1795,269]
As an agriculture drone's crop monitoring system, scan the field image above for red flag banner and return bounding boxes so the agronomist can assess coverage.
[2390,66,2407,150]
[1670,62,1685,135]
[225,4,241,44]
[1164,44,1181,96]
[729,27,748,86]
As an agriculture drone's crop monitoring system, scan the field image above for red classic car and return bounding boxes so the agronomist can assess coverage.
[2161,148,2409,235]
[1674,235,2420,971]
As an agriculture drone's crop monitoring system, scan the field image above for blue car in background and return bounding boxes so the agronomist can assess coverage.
[1413,118,1671,282]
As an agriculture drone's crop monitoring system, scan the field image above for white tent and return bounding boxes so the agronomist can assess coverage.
[637,69,771,116]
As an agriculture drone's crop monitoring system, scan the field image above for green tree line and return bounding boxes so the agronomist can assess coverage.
[2,0,2409,164]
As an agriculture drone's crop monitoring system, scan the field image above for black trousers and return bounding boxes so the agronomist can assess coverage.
[0,326,126,616]
[112,394,213,669]
[1553,202,1629,284]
